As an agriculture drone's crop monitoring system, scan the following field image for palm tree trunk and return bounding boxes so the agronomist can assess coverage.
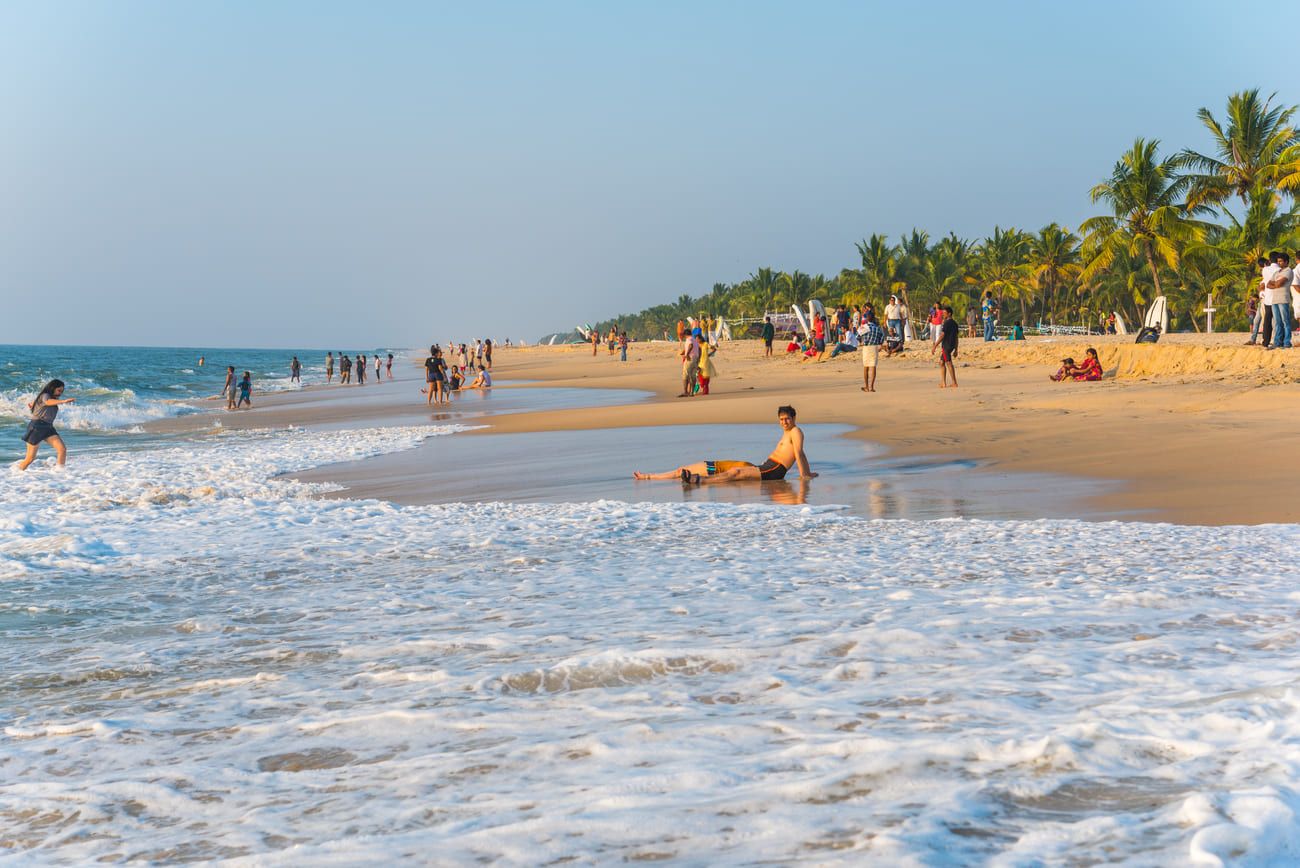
[1144,242,1164,298]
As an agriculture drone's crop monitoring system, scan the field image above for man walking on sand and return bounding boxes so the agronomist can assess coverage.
[933,305,959,388]
[858,312,885,392]
[762,316,775,357]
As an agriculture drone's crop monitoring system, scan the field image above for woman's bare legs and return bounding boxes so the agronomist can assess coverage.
[17,443,38,471]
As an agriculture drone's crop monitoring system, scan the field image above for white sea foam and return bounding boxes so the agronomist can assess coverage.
[1,426,1299,864]
[0,387,187,431]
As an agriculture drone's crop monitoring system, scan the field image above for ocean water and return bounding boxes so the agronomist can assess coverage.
[2,347,1300,864]
[0,345,396,461]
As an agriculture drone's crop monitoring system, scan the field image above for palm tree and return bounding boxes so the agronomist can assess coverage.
[1180,90,1297,211]
[745,267,781,315]
[856,234,898,305]
[1178,234,1245,331]
[974,226,1032,321]
[777,270,812,308]
[1080,138,1202,301]
[933,232,973,267]
[1027,224,1082,325]
[913,249,966,312]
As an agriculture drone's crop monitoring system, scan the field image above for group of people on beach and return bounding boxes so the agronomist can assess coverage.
[423,341,494,404]
[678,327,719,396]
[223,366,254,410]
[774,297,959,389]
[593,327,630,361]
[1050,348,1104,382]
[1246,251,1300,349]
[324,352,395,385]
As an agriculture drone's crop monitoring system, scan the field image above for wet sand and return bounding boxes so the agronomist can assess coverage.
[156,334,1300,524]
[291,423,1118,520]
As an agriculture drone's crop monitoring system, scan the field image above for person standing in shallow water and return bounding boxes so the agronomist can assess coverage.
[290,356,301,383]
[326,352,334,384]
[223,365,238,410]
[17,379,74,470]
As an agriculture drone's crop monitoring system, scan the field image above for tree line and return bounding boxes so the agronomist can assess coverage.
[578,90,1299,341]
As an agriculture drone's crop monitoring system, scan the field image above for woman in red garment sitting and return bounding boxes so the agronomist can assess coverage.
[1071,347,1103,381]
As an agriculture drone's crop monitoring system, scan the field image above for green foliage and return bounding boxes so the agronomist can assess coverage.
[579,91,1299,341]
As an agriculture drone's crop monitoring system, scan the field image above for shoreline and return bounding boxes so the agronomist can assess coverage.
[148,335,1300,525]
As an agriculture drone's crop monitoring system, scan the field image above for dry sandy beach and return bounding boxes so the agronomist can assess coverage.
[163,333,1300,525]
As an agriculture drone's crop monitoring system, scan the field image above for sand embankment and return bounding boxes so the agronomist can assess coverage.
[955,335,1297,382]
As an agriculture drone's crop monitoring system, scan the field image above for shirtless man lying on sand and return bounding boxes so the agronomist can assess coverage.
[633,405,817,485]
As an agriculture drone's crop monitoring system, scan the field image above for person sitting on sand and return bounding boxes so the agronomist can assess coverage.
[633,405,817,485]
[882,326,904,358]
[468,365,492,389]
[1049,357,1078,382]
[1071,347,1103,381]
[1009,321,1025,341]
[828,328,859,358]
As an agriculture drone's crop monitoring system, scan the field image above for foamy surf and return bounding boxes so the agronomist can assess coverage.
[1,422,1299,863]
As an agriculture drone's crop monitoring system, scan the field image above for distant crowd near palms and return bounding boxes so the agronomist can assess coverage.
[590,90,1300,340]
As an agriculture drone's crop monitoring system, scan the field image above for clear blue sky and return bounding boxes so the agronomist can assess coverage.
[0,0,1285,347]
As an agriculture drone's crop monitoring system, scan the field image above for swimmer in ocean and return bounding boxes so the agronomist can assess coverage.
[633,405,816,484]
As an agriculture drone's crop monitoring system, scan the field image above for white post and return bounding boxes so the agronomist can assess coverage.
[1204,294,1216,333]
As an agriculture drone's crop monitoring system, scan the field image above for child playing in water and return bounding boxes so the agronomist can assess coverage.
[17,379,75,470]
[237,371,252,408]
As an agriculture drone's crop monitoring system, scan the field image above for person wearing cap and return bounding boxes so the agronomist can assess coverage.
[679,327,702,397]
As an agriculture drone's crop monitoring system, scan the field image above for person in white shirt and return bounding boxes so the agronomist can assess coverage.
[884,295,909,346]
[1291,250,1300,330]
[829,327,859,358]
[1264,251,1294,349]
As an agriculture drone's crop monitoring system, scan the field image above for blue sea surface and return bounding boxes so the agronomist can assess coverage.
[0,344,389,461]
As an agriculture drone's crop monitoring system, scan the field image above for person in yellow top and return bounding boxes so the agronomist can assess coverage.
[697,339,718,394]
